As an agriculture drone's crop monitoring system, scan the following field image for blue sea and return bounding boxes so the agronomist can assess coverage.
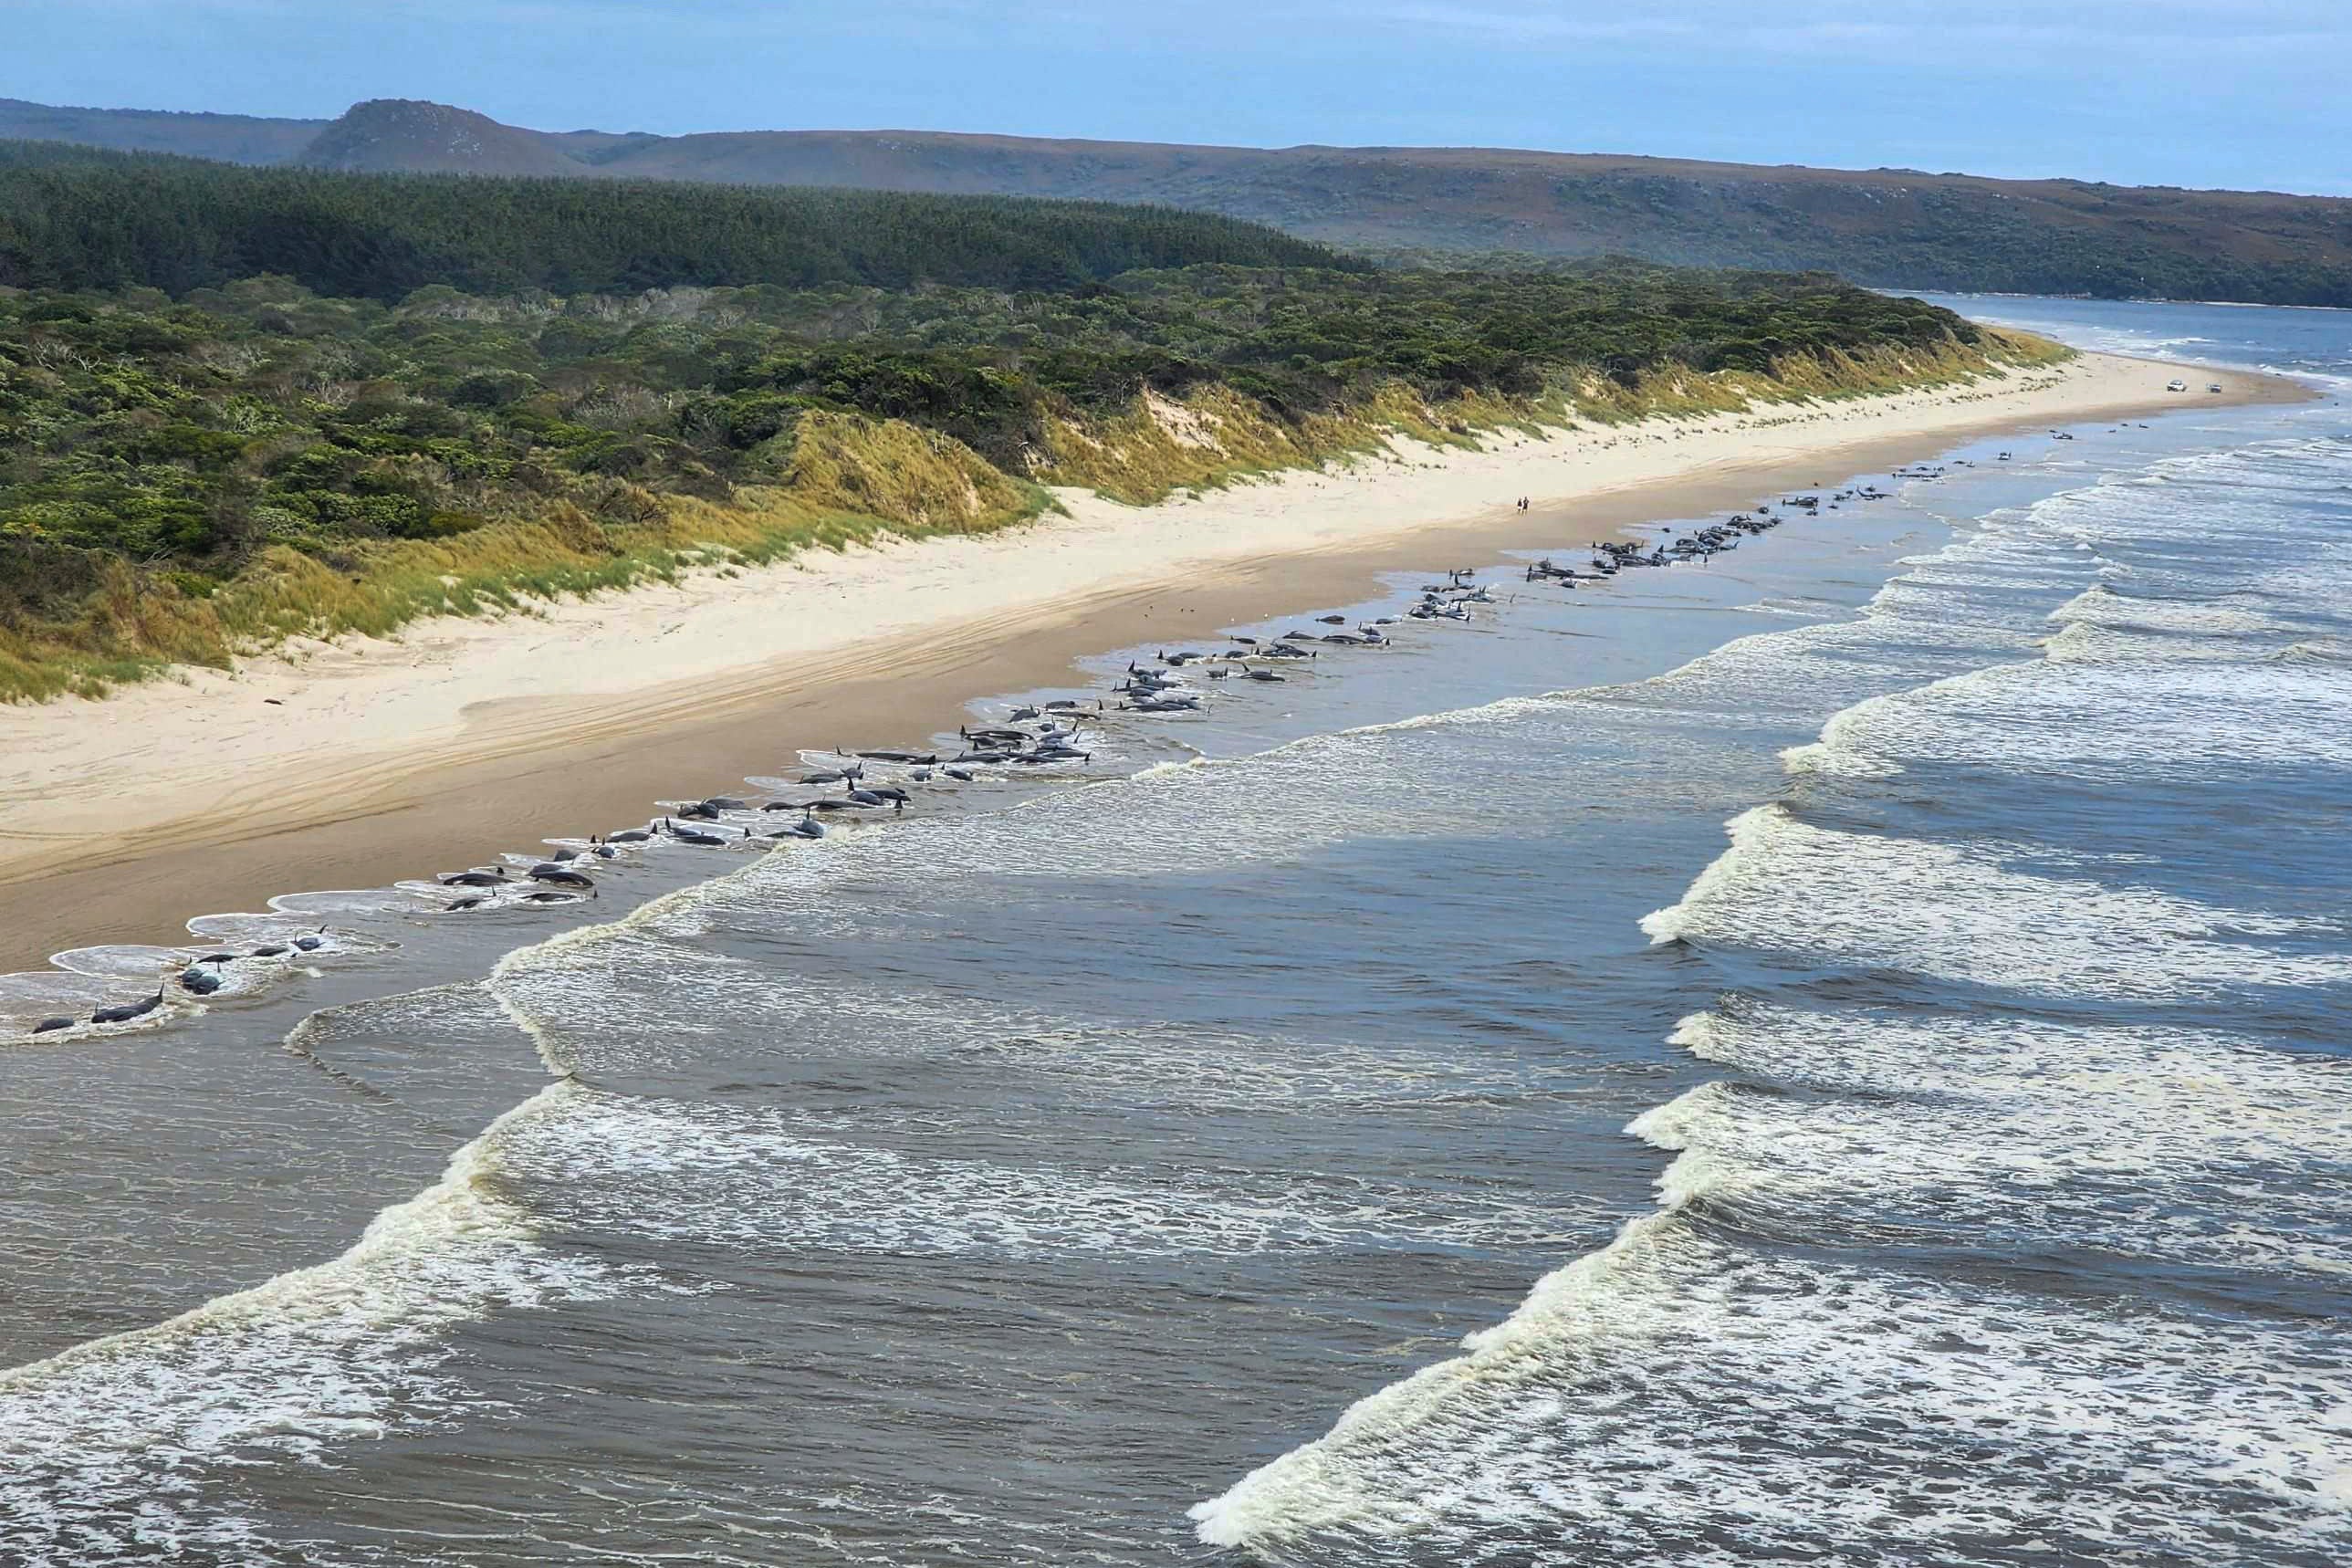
[1,296,2347,1566]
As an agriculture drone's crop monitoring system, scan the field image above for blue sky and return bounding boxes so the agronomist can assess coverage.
[5,0,2347,193]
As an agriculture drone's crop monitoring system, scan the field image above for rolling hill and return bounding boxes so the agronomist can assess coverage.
[2,95,2348,305]
[294,98,588,178]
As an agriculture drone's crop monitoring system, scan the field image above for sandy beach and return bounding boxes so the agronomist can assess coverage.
[0,351,2305,969]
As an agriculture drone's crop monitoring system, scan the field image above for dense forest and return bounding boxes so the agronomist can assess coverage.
[0,151,2042,699]
[0,141,1352,298]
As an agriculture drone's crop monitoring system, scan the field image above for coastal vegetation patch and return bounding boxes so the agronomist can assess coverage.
[0,152,2062,702]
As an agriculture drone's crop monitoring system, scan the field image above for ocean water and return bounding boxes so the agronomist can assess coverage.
[2,298,2347,1566]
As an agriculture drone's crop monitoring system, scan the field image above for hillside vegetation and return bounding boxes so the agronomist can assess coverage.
[7,96,2350,306]
[0,153,2058,702]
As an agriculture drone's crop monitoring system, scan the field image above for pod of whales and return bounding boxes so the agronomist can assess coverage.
[17,482,1836,1034]
[17,924,341,1036]
[402,484,1831,941]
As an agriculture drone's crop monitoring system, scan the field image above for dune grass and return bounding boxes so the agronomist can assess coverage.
[0,332,2067,705]
[1035,332,2071,507]
[0,412,1050,703]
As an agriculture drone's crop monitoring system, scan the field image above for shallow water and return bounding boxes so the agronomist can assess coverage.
[2,298,2347,1566]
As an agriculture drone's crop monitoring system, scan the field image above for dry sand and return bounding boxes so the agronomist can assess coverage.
[0,352,2307,968]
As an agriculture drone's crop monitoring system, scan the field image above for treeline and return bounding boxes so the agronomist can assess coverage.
[1596,183,2352,309]
[1307,169,2352,308]
[0,141,1354,300]
[0,264,1988,589]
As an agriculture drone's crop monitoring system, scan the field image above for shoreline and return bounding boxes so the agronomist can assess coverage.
[0,351,2307,971]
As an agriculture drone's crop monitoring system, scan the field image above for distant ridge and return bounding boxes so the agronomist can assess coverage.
[0,97,324,164]
[3,95,2348,304]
